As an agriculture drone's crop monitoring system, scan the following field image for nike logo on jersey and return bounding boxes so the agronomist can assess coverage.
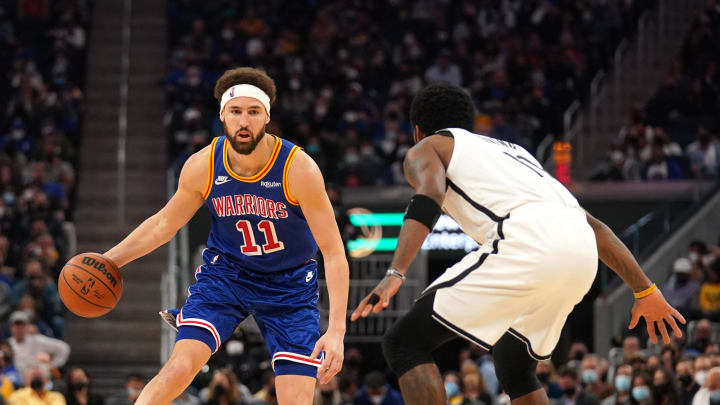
[305,271,314,282]
[215,176,231,185]
[261,181,281,188]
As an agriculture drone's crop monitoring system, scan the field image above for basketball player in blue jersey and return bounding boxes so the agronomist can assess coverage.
[101,67,349,405]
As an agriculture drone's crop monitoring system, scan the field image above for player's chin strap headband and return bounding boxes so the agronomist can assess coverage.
[219,84,271,116]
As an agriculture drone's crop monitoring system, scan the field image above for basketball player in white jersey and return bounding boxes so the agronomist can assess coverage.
[351,83,686,405]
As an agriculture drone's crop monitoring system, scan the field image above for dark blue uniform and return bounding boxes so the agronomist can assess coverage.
[172,135,323,377]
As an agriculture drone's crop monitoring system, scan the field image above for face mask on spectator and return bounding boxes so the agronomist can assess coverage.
[689,252,700,263]
[615,375,631,392]
[30,378,43,390]
[711,390,720,401]
[563,386,576,397]
[679,374,692,387]
[370,394,384,405]
[537,372,550,384]
[696,370,707,386]
[632,386,650,401]
[582,369,598,384]
[445,382,459,397]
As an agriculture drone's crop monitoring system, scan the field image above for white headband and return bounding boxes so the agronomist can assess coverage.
[219,84,271,115]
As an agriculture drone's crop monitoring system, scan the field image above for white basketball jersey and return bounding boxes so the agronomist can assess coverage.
[440,128,580,244]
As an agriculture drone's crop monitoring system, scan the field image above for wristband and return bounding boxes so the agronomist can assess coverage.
[633,283,658,299]
[386,268,406,282]
[404,194,442,231]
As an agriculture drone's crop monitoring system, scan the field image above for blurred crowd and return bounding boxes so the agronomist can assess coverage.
[165,0,656,186]
[592,1,720,181]
[0,0,91,403]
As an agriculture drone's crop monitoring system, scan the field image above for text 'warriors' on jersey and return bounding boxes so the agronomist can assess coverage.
[203,136,318,273]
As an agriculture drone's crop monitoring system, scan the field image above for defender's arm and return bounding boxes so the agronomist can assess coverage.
[391,137,448,274]
[585,211,685,343]
[104,147,209,268]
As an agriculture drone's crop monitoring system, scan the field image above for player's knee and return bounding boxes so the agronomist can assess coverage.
[382,321,433,378]
[159,355,197,386]
[492,333,541,399]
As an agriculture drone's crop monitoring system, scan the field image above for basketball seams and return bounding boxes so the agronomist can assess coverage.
[64,262,119,301]
[61,271,112,310]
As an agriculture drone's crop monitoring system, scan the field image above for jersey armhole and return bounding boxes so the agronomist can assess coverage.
[282,146,301,206]
[202,137,219,200]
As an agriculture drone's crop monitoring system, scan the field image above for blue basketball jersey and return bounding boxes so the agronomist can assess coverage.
[203,135,318,273]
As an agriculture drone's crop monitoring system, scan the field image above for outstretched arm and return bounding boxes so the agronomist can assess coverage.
[104,148,209,268]
[585,211,685,344]
[352,137,448,321]
[288,151,349,384]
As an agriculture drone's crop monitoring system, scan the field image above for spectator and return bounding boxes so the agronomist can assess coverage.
[10,258,63,339]
[601,364,633,405]
[536,360,563,400]
[7,363,65,405]
[700,262,720,318]
[0,341,21,388]
[557,367,599,405]
[652,368,678,405]
[106,373,145,405]
[171,389,201,405]
[62,366,104,405]
[622,337,643,364]
[686,127,720,179]
[424,50,462,87]
[252,370,274,404]
[643,145,684,180]
[677,358,700,405]
[692,366,720,405]
[202,369,242,405]
[694,355,712,387]
[582,354,614,399]
[353,371,403,405]
[7,311,69,382]
[664,257,702,318]
[460,372,492,405]
[690,319,714,354]
[313,376,349,405]
[442,372,462,405]
[630,372,654,405]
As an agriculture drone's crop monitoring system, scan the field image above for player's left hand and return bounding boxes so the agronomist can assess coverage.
[628,289,686,345]
[311,328,344,385]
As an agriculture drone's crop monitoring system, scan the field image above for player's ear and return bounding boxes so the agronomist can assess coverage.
[413,125,424,144]
[265,113,270,124]
[219,110,225,123]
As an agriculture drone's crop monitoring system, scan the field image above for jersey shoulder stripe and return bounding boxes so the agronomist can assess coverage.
[283,146,301,205]
[202,137,220,200]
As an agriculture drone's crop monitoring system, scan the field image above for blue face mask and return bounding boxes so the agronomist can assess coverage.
[632,386,651,401]
[615,375,631,393]
[711,390,720,401]
[444,382,459,397]
[582,369,598,384]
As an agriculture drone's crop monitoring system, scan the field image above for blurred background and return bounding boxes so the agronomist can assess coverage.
[0,0,719,404]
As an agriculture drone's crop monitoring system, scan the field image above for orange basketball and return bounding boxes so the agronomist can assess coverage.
[58,252,123,318]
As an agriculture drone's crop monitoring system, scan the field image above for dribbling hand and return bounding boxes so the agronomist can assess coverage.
[350,275,403,321]
[628,289,686,345]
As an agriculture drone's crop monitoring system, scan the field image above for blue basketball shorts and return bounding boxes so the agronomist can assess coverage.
[175,253,322,377]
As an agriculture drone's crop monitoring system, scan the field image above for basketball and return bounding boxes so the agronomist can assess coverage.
[58,253,123,318]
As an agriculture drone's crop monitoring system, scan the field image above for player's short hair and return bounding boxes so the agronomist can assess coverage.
[410,83,475,136]
[214,67,277,105]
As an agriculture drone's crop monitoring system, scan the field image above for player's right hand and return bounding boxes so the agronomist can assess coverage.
[628,289,686,345]
[350,275,403,321]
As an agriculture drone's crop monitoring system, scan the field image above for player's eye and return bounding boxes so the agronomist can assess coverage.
[249,110,259,115]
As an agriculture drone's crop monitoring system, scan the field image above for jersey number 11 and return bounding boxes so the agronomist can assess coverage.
[235,220,285,255]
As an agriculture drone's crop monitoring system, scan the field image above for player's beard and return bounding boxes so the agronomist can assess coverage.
[224,122,266,155]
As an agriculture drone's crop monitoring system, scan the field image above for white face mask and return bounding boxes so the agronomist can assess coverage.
[696,370,707,386]
[370,394,384,405]
[689,252,700,263]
